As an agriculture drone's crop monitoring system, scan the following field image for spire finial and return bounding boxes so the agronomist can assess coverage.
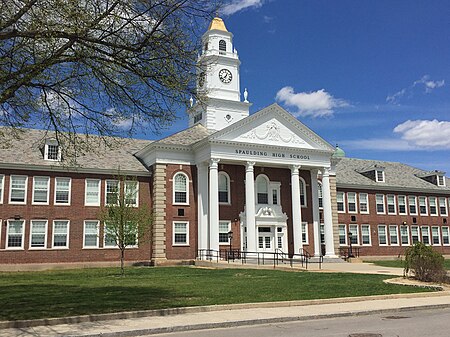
[243,88,249,102]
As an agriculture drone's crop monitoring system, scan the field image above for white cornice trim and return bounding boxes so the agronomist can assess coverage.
[336,183,450,195]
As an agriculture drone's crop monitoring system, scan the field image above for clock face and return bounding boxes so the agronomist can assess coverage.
[219,69,232,84]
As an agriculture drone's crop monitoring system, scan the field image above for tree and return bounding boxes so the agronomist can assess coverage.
[98,174,153,275]
[0,0,216,156]
[404,242,447,283]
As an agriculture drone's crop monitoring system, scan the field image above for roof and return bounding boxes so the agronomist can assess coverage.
[335,157,450,193]
[208,17,228,32]
[151,124,212,146]
[0,128,152,174]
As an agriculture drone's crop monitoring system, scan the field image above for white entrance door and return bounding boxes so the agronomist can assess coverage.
[258,227,274,252]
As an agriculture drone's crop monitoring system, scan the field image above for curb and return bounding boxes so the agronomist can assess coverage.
[1,290,448,330]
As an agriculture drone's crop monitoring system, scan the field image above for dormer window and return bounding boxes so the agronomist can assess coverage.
[376,170,385,182]
[219,39,226,52]
[415,170,446,187]
[356,164,385,183]
[437,175,446,187]
[44,139,61,161]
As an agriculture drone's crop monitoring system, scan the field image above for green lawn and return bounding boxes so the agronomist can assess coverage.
[367,259,450,270]
[0,267,436,321]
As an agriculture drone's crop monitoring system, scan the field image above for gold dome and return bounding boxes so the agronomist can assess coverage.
[208,17,228,32]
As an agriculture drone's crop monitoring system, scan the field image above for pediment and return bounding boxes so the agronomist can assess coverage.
[209,104,334,152]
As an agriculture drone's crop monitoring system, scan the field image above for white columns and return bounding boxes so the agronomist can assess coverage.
[197,162,209,252]
[245,161,256,252]
[209,158,220,252]
[310,169,321,257]
[322,167,337,257]
[290,165,303,254]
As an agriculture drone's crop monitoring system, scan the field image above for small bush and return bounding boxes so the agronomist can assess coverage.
[404,242,447,283]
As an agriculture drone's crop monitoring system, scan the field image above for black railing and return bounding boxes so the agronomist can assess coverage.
[339,247,361,260]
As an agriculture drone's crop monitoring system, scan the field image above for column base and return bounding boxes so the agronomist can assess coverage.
[324,254,339,258]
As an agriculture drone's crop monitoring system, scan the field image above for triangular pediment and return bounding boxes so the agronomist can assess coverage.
[209,103,335,152]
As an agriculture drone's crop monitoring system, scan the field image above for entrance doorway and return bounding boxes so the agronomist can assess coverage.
[258,227,273,252]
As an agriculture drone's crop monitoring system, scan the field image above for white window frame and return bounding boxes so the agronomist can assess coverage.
[173,172,189,205]
[318,182,323,209]
[0,174,4,204]
[437,175,446,187]
[421,226,431,245]
[439,197,448,216]
[301,222,308,244]
[431,226,441,246]
[359,193,369,214]
[32,176,50,205]
[400,225,410,246]
[349,224,359,246]
[386,194,396,215]
[337,192,345,213]
[6,219,25,250]
[29,220,48,249]
[442,226,450,246]
[52,220,70,249]
[105,179,120,206]
[376,194,385,214]
[124,180,139,207]
[408,196,417,215]
[218,172,231,204]
[173,221,189,246]
[389,225,399,246]
[375,170,385,182]
[103,223,118,248]
[299,177,307,207]
[85,179,101,206]
[347,192,357,213]
[338,224,347,246]
[54,177,71,205]
[429,196,438,216]
[9,175,28,204]
[361,224,371,246]
[44,139,61,161]
[255,174,270,205]
[219,220,231,244]
[398,195,407,215]
[418,196,428,216]
[411,226,420,244]
[378,225,388,246]
[83,220,100,249]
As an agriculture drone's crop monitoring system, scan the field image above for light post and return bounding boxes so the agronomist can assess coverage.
[348,231,354,258]
[228,230,234,261]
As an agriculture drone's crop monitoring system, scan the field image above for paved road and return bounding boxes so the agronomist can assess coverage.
[153,307,450,337]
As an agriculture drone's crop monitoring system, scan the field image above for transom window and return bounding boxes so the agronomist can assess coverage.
[218,172,230,204]
[10,175,27,204]
[174,173,188,204]
[55,177,71,204]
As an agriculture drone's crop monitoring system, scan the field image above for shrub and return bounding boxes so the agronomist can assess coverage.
[404,242,447,283]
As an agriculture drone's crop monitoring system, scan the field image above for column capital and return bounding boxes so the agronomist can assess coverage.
[290,164,301,174]
[322,167,331,177]
[246,161,255,171]
[196,161,209,169]
[209,158,220,168]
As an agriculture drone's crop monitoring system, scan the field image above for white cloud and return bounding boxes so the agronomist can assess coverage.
[414,75,445,93]
[386,75,445,103]
[222,0,264,15]
[394,119,450,148]
[263,15,273,23]
[275,86,349,117]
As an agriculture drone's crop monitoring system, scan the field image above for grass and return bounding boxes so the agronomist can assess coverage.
[0,266,435,321]
[367,259,450,270]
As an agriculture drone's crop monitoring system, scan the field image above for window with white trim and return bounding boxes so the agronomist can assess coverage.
[173,173,188,204]
[400,225,409,246]
[104,223,117,248]
[83,220,99,248]
[442,227,450,245]
[124,180,139,207]
[219,221,231,243]
[85,179,101,206]
[386,195,396,214]
[408,196,417,215]
[30,220,48,249]
[52,220,69,248]
[301,222,308,244]
[105,180,119,205]
[318,182,323,208]
[398,195,407,215]
[375,170,385,182]
[421,226,430,245]
[6,220,25,249]
[349,224,359,245]
[359,193,369,213]
[361,224,371,245]
[218,172,230,204]
[44,139,61,161]
[219,39,226,52]
[55,177,71,205]
[338,224,347,245]
[439,197,447,216]
[32,176,50,204]
[272,189,278,205]
[256,175,269,204]
[173,222,188,245]
[429,197,438,216]
[299,178,307,207]
[389,225,399,245]
[411,226,420,244]
[347,192,357,213]
[431,226,440,245]
[376,194,385,214]
[419,196,428,215]
[437,175,446,187]
[378,225,387,245]
[0,174,4,203]
[10,175,27,204]
[337,192,345,212]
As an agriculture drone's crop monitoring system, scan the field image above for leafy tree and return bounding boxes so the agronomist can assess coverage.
[0,0,216,156]
[404,242,447,283]
[98,174,153,275]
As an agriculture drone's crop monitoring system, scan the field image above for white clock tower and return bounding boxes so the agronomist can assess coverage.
[188,17,251,131]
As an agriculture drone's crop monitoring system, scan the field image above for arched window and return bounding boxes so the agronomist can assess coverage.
[256,175,269,204]
[218,172,230,204]
[173,172,188,204]
[219,39,226,52]
[299,177,307,207]
[318,182,323,208]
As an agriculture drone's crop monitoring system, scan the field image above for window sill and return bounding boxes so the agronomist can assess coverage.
[54,203,71,206]
[51,247,69,250]
[32,203,50,206]
[172,244,189,247]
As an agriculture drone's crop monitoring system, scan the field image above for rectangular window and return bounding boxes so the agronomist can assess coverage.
[361,224,371,245]
[437,175,445,186]
[442,227,450,245]
[84,220,99,248]
[337,192,345,212]
[408,196,417,215]
[439,197,447,216]
[0,174,4,203]
[219,221,231,243]
[52,220,69,248]
[378,225,387,245]
[387,195,396,214]
[277,236,282,249]
[421,226,430,245]
[30,220,48,249]
[419,196,428,215]
[389,225,399,245]
[347,192,357,213]
[429,197,438,216]
[301,222,308,244]
[125,181,139,206]
[411,226,420,244]
[339,224,347,245]
[431,226,440,245]
[55,177,71,204]
[32,176,50,204]
[376,194,385,214]
[398,195,407,215]
[349,224,359,245]
[10,175,27,204]
[6,220,25,249]
[400,225,410,246]
[359,193,369,213]
[106,180,119,205]
[85,179,101,206]
[173,222,188,245]
[272,189,278,205]
[104,223,117,248]
[376,170,385,182]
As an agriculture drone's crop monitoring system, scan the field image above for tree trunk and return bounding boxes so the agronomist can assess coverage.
[120,248,125,276]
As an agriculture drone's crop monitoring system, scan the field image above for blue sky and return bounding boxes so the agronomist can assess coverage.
[164,0,450,174]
